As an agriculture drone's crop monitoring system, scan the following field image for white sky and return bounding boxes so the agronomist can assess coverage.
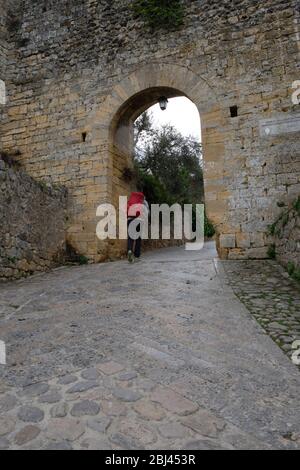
[149,97,202,141]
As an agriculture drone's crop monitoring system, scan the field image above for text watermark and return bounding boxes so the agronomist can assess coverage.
[96,197,204,251]
[0,341,6,365]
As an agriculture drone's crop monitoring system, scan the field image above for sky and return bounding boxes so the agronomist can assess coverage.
[149,97,202,141]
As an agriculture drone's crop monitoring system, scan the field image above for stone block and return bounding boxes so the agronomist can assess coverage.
[219,234,236,249]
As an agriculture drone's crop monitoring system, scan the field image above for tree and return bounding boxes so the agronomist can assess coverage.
[133,112,215,237]
[134,116,204,205]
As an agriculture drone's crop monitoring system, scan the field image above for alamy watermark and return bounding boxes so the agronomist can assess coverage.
[291,80,300,105]
[0,341,6,366]
[0,79,6,105]
[96,197,204,251]
[292,340,300,366]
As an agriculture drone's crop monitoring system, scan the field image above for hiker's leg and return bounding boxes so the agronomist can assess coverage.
[134,221,142,258]
[134,237,142,258]
[127,219,134,253]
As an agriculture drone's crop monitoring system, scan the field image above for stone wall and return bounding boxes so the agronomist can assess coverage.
[0,0,12,75]
[0,0,299,261]
[271,197,300,272]
[0,158,68,281]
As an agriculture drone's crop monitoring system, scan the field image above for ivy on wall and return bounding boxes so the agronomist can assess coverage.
[131,0,184,30]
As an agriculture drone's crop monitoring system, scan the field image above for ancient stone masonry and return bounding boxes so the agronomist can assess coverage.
[0,158,67,281]
[0,1,13,75]
[0,0,299,262]
[270,197,300,275]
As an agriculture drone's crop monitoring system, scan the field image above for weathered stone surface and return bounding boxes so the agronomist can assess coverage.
[80,438,112,450]
[112,387,142,403]
[151,386,198,416]
[39,391,62,404]
[22,383,49,397]
[70,400,100,417]
[87,417,111,434]
[181,409,226,438]
[272,198,300,272]
[184,439,228,450]
[98,362,125,376]
[81,369,100,381]
[118,371,137,382]
[58,375,78,386]
[0,437,10,450]
[0,416,16,436]
[14,426,41,446]
[0,394,17,413]
[102,400,127,417]
[109,433,142,450]
[0,162,67,281]
[117,421,157,446]
[0,244,300,451]
[50,403,69,419]
[46,419,85,442]
[222,258,300,366]
[220,234,236,249]
[45,441,73,451]
[133,400,165,421]
[158,423,188,439]
[66,381,99,394]
[17,406,44,423]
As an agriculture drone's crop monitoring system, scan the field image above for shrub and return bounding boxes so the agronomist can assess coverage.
[292,268,300,282]
[267,244,276,260]
[78,255,89,265]
[293,196,300,216]
[268,223,276,236]
[204,213,215,239]
[287,262,295,276]
[132,0,184,30]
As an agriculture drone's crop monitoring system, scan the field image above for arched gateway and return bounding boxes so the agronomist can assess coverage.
[1,1,299,280]
[80,63,231,261]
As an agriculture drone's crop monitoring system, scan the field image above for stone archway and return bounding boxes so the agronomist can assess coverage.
[81,63,228,261]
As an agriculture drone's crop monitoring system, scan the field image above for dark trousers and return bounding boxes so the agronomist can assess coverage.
[127,218,142,258]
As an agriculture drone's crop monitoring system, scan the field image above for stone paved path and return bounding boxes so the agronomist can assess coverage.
[222,260,300,367]
[0,242,300,450]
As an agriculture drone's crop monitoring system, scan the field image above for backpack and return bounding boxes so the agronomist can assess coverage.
[127,192,145,218]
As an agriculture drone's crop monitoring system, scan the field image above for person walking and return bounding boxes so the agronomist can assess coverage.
[127,191,149,263]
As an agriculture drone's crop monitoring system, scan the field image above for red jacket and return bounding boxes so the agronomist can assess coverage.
[127,192,145,218]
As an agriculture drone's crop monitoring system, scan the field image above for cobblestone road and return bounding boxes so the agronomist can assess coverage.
[0,243,299,450]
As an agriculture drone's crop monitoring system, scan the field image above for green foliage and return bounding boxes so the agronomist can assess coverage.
[38,180,49,192]
[78,255,89,265]
[287,261,295,276]
[136,123,204,205]
[132,0,184,30]
[267,244,276,260]
[287,261,300,282]
[204,213,215,238]
[136,168,171,205]
[268,195,300,237]
[268,223,276,236]
[66,242,89,265]
[293,196,300,215]
[292,268,300,282]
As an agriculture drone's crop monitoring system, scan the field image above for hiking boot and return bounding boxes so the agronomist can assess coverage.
[128,251,134,263]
